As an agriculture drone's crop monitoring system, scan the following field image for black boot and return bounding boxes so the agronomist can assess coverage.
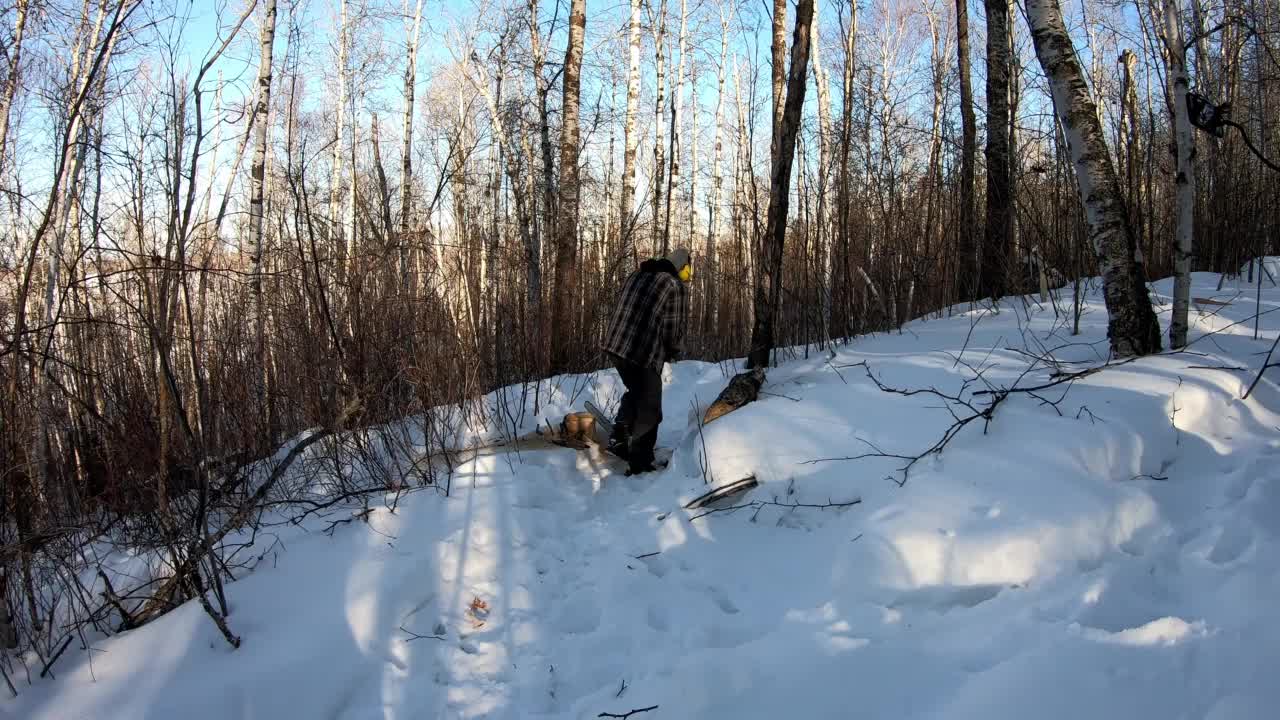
[605,425,631,461]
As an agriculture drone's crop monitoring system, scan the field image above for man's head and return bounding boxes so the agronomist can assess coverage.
[666,247,692,283]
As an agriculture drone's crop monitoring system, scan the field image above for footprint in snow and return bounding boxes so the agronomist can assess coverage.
[640,554,670,578]
[1207,522,1254,565]
[1224,472,1254,502]
[705,585,740,615]
[646,603,670,632]
[554,600,602,635]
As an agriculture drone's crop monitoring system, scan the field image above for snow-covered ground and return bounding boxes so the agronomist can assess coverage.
[7,269,1280,720]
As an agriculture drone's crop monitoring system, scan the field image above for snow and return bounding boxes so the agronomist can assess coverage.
[8,269,1280,720]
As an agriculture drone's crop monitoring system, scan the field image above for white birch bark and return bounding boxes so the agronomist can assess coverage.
[1026,0,1161,357]
[1160,0,1195,348]
[0,0,30,175]
[330,0,349,271]
[400,0,425,291]
[704,8,728,335]
[619,0,642,247]
[664,0,687,246]
[249,0,278,328]
[810,0,834,350]
[651,0,668,253]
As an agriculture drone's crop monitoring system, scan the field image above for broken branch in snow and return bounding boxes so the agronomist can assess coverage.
[38,635,73,679]
[399,625,446,642]
[598,704,659,718]
[688,497,862,522]
[1243,331,1280,400]
[805,361,1011,485]
[322,507,374,537]
[197,591,240,649]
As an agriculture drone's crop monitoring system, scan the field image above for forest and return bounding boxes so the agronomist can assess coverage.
[0,0,1276,678]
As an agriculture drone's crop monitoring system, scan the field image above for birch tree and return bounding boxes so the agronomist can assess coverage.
[400,0,426,291]
[703,4,730,337]
[249,0,278,417]
[1159,0,1195,348]
[954,0,977,301]
[330,0,349,274]
[619,0,642,247]
[650,0,669,253]
[1025,0,1161,357]
[0,0,30,175]
[664,0,688,246]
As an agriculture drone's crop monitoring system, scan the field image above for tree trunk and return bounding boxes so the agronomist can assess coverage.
[619,0,642,251]
[705,8,729,339]
[400,0,425,293]
[651,0,668,254]
[810,1,834,350]
[1161,0,1195,349]
[771,0,788,168]
[249,0,278,427]
[955,0,978,302]
[1025,0,1161,357]
[550,0,586,372]
[0,0,30,176]
[748,0,815,368]
[664,0,688,248]
[836,0,858,338]
[982,0,1013,300]
[330,0,349,276]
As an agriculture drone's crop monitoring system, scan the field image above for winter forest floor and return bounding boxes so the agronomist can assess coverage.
[6,267,1280,720]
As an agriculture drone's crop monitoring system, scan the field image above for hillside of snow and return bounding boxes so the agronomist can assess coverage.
[7,269,1280,720]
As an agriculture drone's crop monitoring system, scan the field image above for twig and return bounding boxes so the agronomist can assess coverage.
[399,625,445,642]
[39,635,74,679]
[97,569,136,631]
[1243,332,1280,400]
[1,660,15,698]
[598,705,659,719]
[616,678,628,698]
[689,497,861,522]
[197,591,240,649]
[1128,474,1169,482]
[760,389,801,402]
[631,551,661,560]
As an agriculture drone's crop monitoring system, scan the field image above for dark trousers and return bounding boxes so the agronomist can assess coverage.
[612,356,663,466]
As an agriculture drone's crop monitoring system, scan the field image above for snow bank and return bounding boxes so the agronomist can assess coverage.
[8,270,1280,720]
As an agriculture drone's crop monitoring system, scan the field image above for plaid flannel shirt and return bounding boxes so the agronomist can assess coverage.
[602,261,688,372]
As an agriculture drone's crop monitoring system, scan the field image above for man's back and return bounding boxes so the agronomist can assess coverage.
[602,259,686,372]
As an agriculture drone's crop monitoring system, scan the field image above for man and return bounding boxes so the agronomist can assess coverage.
[600,247,692,475]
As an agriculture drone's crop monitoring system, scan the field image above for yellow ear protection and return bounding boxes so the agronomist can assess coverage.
[679,264,693,282]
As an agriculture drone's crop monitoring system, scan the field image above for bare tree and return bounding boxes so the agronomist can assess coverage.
[619,0,643,249]
[0,0,30,174]
[400,0,426,292]
[551,0,587,371]
[955,0,978,301]
[982,0,1013,300]
[770,0,788,168]
[1025,0,1161,357]
[651,0,669,253]
[1159,0,1195,348]
[748,0,816,367]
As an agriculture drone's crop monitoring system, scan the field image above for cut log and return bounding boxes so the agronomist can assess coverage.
[703,367,766,424]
